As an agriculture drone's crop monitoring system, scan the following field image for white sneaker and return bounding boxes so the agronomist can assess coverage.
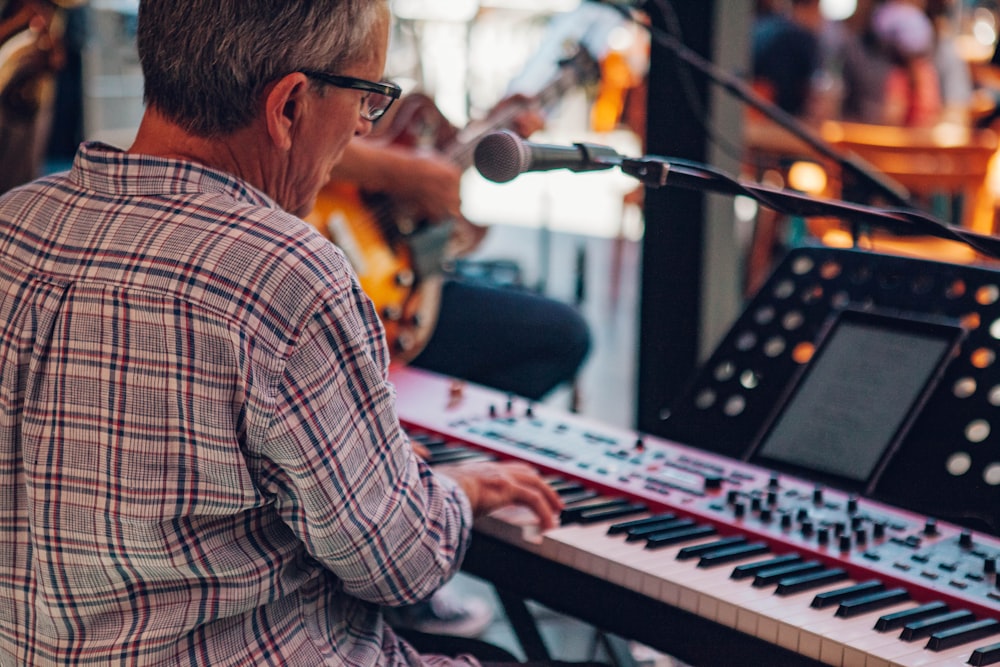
[387,589,494,638]
[630,641,682,667]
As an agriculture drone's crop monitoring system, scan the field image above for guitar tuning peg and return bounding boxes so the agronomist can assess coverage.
[396,332,416,351]
[382,305,403,321]
[394,269,415,287]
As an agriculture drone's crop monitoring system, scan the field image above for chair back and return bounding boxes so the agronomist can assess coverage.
[822,120,999,235]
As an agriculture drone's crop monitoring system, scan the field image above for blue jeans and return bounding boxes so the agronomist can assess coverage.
[410,280,591,401]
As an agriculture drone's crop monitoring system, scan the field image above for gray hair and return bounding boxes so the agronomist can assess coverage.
[137,0,388,136]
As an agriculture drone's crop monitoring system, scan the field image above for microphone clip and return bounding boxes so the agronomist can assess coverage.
[570,143,625,172]
[619,157,671,187]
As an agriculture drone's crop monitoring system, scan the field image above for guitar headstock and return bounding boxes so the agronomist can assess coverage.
[555,44,603,91]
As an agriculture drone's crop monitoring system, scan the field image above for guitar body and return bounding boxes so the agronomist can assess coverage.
[305,47,600,362]
[306,94,460,363]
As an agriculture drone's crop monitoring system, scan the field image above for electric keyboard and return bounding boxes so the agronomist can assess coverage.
[392,366,1000,667]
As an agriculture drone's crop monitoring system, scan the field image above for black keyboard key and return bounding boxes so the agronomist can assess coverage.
[836,587,910,618]
[607,513,676,535]
[811,580,884,609]
[576,502,648,525]
[626,518,695,541]
[677,536,746,560]
[969,640,1000,665]
[899,609,975,641]
[731,554,801,580]
[559,490,601,505]
[410,434,446,447]
[875,601,949,632]
[753,560,824,587]
[927,618,1000,651]
[645,524,716,549]
[550,480,586,495]
[698,541,770,567]
[426,449,492,465]
[561,498,630,523]
[775,568,848,595]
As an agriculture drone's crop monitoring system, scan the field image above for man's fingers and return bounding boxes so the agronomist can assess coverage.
[439,460,565,530]
[411,441,431,460]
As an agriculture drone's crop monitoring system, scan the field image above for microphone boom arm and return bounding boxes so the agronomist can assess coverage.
[471,128,1000,258]
[569,143,625,171]
[619,155,1000,259]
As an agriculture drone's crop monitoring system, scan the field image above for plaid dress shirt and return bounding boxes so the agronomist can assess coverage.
[0,143,474,666]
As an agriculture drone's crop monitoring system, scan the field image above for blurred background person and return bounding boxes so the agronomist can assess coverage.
[927,0,975,124]
[752,0,827,121]
[835,0,944,126]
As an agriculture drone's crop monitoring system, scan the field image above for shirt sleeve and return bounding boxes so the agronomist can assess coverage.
[257,272,472,606]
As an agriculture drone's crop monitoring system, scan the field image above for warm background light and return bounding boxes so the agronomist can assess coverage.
[820,0,857,21]
[787,160,828,195]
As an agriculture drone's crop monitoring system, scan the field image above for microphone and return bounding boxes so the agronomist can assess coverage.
[474,130,623,184]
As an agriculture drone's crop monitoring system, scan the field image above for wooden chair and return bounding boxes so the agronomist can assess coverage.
[821,120,998,234]
[743,117,1000,293]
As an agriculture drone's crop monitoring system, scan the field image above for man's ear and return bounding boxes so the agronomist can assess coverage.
[263,73,309,151]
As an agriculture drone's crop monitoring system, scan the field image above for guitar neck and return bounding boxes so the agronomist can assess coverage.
[444,50,596,171]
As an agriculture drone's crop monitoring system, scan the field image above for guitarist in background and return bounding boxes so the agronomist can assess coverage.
[322,76,592,646]
[312,8,641,410]
[325,94,592,405]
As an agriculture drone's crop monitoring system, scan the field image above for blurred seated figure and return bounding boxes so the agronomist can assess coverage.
[838,0,943,127]
[752,0,825,121]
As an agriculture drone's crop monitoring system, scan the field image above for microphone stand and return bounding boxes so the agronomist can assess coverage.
[602,2,916,219]
[472,128,1000,258]
[614,154,1000,259]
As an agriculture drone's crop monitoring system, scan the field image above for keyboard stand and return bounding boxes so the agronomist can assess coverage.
[495,588,639,667]
[494,588,551,661]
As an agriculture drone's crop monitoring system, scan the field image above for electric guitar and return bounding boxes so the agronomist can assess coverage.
[0,0,75,193]
[304,46,600,363]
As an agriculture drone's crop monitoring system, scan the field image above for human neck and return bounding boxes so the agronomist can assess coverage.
[128,107,268,189]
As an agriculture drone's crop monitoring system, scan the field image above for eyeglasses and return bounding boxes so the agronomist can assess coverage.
[301,71,401,122]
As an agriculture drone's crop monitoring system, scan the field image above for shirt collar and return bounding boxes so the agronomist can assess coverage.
[68,141,279,209]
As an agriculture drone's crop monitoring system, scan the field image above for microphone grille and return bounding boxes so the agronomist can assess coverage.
[474,130,530,184]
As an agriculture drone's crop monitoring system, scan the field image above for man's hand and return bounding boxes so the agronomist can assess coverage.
[331,139,462,222]
[495,94,546,139]
[436,460,564,531]
[409,439,432,461]
[391,150,463,222]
